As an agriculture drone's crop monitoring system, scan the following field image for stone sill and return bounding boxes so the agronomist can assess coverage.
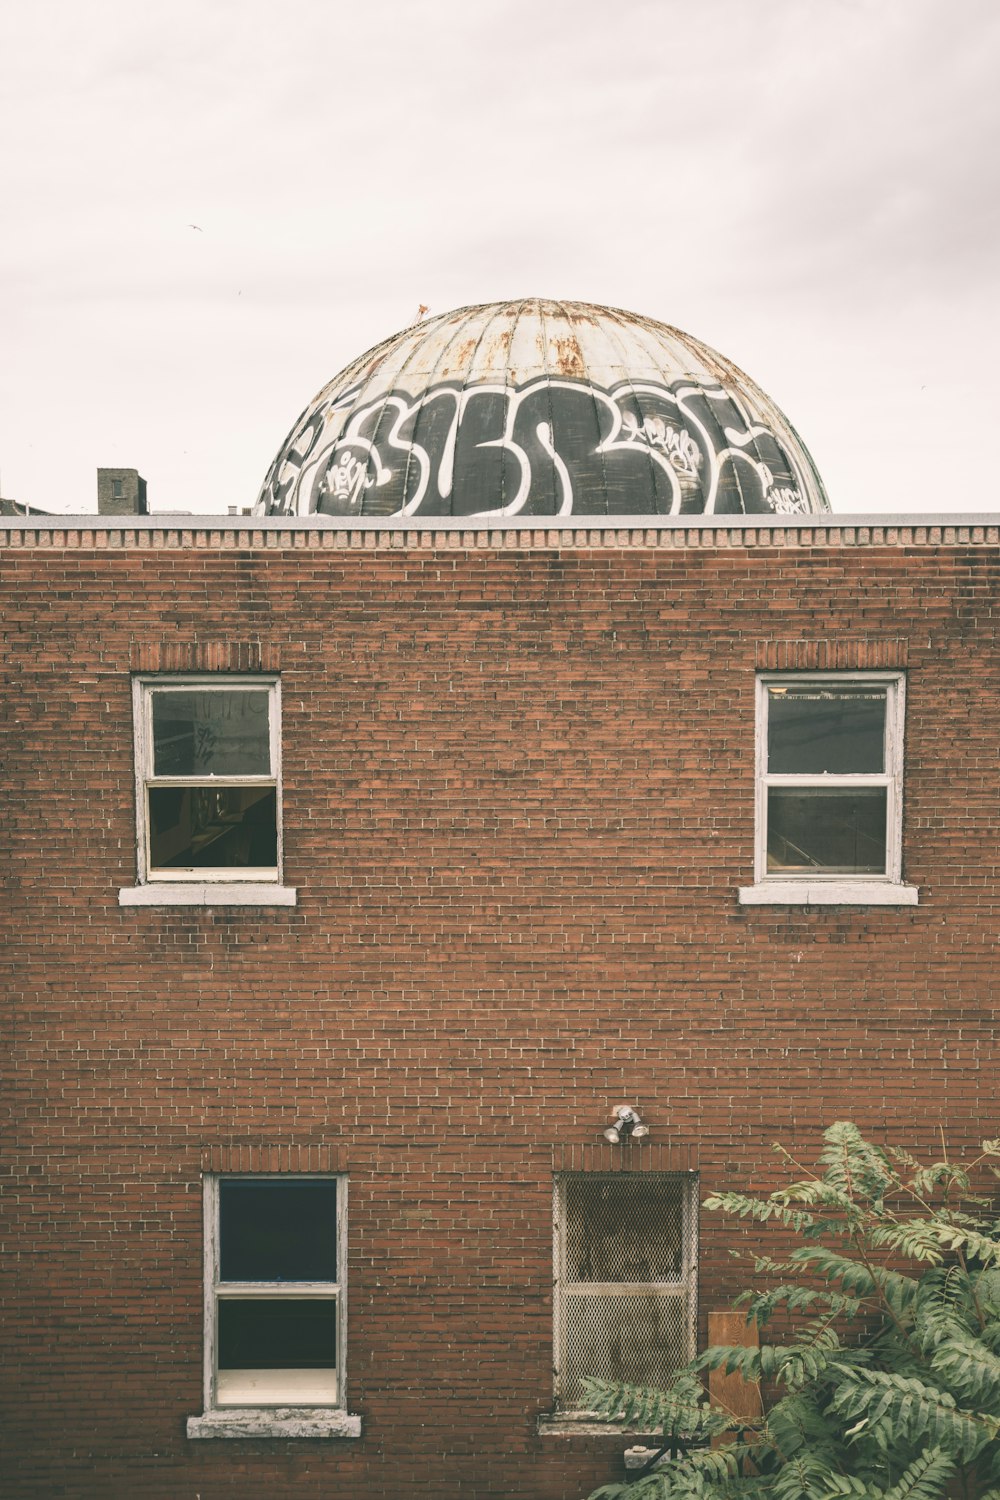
[738,881,918,907]
[186,1408,361,1439]
[626,1445,675,1471]
[119,883,297,907]
[537,1414,660,1438]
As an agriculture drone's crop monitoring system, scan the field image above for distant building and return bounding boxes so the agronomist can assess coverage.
[4,301,995,1500]
[2,469,150,518]
[0,495,50,517]
[97,467,147,516]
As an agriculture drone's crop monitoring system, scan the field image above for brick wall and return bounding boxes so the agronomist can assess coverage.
[3,526,998,1498]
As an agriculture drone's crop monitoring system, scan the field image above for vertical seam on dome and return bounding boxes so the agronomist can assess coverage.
[535,299,574,518]
[360,308,464,517]
[394,303,491,518]
[487,299,528,517]
[549,299,614,520]
[461,299,530,518]
[593,306,679,518]
[439,296,534,520]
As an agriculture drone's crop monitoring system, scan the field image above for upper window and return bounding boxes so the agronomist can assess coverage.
[755,672,905,885]
[553,1173,698,1412]
[132,676,281,883]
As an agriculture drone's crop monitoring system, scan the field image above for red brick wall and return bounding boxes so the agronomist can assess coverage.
[3,532,997,1498]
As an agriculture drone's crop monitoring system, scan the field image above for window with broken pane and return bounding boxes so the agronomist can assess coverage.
[134,677,282,880]
[758,674,905,880]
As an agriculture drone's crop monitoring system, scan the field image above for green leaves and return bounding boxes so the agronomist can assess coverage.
[703,1192,817,1235]
[581,1373,734,1441]
[931,1329,1000,1406]
[582,1124,1000,1500]
[828,1368,998,1462]
[879,1449,957,1500]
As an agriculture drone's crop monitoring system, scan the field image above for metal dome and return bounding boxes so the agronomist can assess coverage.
[255,300,830,520]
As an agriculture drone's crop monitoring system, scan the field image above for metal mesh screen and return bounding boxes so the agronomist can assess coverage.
[556,1173,697,1407]
[563,1175,686,1282]
[561,1292,689,1400]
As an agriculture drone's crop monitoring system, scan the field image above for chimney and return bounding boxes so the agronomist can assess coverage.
[97,468,148,516]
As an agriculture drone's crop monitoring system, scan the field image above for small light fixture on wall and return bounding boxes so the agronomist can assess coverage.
[603,1104,649,1145]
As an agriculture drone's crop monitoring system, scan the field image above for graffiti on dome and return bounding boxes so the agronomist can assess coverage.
[256,376,816,519]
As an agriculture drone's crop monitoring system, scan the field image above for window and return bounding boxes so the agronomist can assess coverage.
[739,672,917,906]
[111,478,124,499]
[553,1173,698,1412]
[187,1175,359,1438]
[122,676,295,905]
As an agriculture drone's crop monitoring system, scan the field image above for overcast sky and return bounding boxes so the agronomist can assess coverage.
[1,0,997,517]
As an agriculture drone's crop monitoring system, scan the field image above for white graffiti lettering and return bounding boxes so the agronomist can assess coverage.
[322,450,374,508]
[620,412,702,478]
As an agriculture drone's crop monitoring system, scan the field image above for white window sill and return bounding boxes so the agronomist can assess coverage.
[119,882,297,907]
[738,881,918,906]
[186,1408,361,1439]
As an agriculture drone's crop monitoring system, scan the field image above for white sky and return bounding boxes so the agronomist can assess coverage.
[1,0,998,516]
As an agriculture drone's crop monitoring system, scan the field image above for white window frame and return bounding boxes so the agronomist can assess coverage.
[551,1172,699,1417]
[187,1174,360,1440]
[739,670,917,906]
[121,675,296,908]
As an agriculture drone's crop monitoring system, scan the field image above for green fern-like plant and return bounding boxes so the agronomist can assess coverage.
[583,1124,1000,1500]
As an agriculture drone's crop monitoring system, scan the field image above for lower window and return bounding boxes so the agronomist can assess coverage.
[553,1172,698,1410]
[205,1175,345,1409]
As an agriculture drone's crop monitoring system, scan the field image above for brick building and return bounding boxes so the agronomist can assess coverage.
[4,302,997,1499]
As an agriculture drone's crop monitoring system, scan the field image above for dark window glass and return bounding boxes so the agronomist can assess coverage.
[767,687,886,775]
[151,690,271,777]
[148,786,277,870]
[220,1180,337,1282]
[767,788,887,874]
[217,1299,336,1370]
[564,1177,684,1283]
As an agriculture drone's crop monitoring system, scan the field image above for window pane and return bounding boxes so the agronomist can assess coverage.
[148,786,277,870]
[218,1299,336,1370]
[767,788,887,874]
[563,1176,684,1283]
[216,1365,338,1405]
[767,686,886,774]
[151,690,271,776]
[220,1180,337,1281]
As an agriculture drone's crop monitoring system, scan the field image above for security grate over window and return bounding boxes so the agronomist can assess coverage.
[554,1173,698,1409]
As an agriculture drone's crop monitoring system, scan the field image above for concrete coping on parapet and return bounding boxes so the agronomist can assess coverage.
[2,513,1000,551]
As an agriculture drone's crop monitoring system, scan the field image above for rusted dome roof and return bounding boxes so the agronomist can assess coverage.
[256,300,830,520]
